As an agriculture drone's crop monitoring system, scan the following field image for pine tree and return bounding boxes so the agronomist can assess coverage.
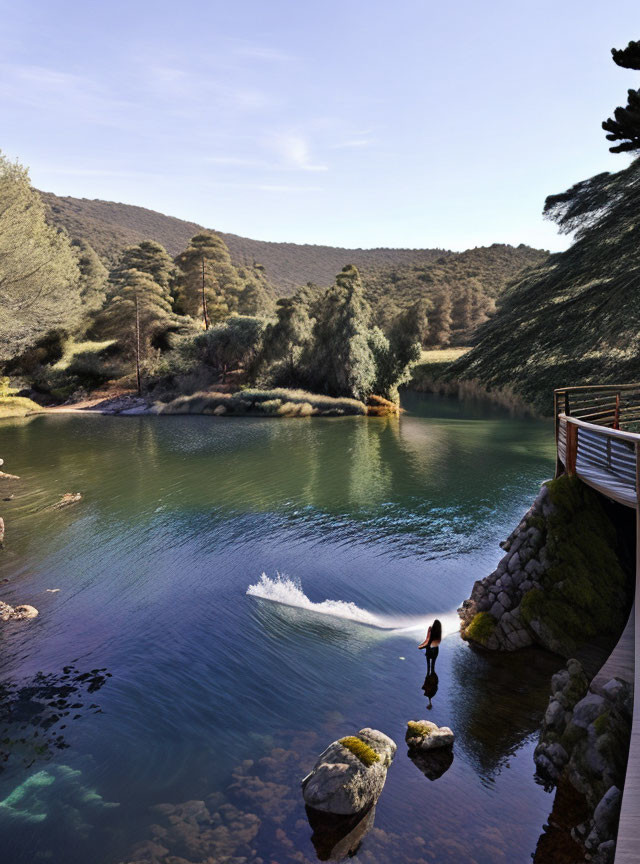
[236,262,275,316]
[603,40,640,153]
[260,294,314,381]
[0,152,82,361]
[303,265,377,400]
[174,233,243,326]
[72,239,108,314]
[427,290,453,346]
[113,241,176,292]
[97,269,174,374]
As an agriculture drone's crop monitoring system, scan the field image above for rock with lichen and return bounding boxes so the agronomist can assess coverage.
[301,728,396,815]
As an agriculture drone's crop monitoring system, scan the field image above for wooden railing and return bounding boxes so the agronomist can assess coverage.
[555,386,640,509]
[554,384,640,432]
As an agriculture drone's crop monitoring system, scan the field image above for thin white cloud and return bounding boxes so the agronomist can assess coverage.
[270,133,328,172]
[0,62,135,126]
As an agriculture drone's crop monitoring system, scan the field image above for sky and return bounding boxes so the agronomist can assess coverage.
[1,0,638,252]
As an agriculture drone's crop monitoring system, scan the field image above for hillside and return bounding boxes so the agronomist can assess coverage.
[40,192,547,303]
[446,158,640,414]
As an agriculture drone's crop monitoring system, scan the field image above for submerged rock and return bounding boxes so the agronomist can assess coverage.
[301,728,396,815]
[51,492,82,509]
[0,601,38,622]
[405,720,455,750]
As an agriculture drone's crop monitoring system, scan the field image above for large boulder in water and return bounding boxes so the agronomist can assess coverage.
[301,728,396,815]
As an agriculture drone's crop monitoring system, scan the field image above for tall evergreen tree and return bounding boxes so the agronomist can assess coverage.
[260,294,314,380]
[174,233,242,327]
[0,153,82,361]
[97,269,174,367]
[72,239,108,313]
[427,290,453,346]
[603,39,640,153]
[236,262,275,316]
[303,265,377,400]
[113,240,176,292]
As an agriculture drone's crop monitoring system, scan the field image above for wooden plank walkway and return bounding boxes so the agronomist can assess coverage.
[591,603,635,695]
[576,462,639,509]
[613,569,640,863]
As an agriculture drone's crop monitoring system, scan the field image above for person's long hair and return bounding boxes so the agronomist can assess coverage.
[428,619,442,646]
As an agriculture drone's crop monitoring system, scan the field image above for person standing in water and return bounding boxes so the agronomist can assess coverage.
[418,619,442,674]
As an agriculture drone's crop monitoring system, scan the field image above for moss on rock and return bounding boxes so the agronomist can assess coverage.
[463,611,497,647]
[520,475,629,653]
[338,736,380,767]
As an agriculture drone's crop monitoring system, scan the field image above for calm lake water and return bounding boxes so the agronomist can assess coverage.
[0,393,562,864]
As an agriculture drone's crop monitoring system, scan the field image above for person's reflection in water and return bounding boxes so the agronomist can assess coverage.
[422,672,439,710]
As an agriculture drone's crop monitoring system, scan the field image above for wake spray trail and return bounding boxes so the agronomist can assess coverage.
[246,573,460,636]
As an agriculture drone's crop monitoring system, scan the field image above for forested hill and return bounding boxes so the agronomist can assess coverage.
[446,158,640,414]
[40,191,546,297]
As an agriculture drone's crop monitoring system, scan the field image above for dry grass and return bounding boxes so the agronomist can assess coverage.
[0,397,43,418]
[418,347,471,364]
[157,388,367,418]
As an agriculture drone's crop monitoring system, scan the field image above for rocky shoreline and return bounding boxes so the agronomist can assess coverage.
[534,659,632,863]
[458,475,631,657]
[458,473,635,863]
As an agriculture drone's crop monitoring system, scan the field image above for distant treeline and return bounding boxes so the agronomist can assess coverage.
[41,191,546,344]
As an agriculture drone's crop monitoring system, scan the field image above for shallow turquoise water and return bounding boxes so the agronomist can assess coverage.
[0,393,561,863]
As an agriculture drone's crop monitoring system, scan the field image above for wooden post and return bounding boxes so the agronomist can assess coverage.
[135,293,141,397]
[566,420,578,475]
[614,392,621,430]
[554,391,561,478]
[201,256,210,330]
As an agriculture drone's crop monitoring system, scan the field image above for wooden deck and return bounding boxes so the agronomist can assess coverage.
[554,385,640,864]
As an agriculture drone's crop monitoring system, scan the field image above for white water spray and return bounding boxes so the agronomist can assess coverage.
[246,573,460,637]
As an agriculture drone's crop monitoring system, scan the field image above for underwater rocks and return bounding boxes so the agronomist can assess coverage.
[534,659,632,862]
[458,475,630,656]
[50,492,82,509]
[405,720,454,751]
[0,600,38,622]
[301,728,396,816]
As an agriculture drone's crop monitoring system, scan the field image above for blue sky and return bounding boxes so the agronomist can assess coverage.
[1,0,637,251]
